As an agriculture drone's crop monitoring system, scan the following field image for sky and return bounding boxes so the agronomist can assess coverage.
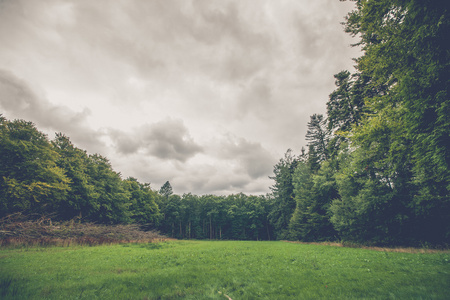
[0,0,360,195]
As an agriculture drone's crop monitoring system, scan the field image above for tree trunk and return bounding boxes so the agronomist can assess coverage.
[171,222,174,238]
[210,215,212,240]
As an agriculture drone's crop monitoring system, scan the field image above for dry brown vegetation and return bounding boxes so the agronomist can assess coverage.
[0,213,169,248]
[284,240,450,254]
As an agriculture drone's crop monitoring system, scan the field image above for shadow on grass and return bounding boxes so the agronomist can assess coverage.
[121,242,164,250]
[0,275,26,299]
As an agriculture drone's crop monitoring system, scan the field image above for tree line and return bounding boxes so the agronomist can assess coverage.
[0,117,162,225]
[271,0,449,246]
[1,0,448,246]
[158,189,274,240]
[0,115,277,240]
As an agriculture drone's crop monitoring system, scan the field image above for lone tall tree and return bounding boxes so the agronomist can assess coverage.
[159,181,173,199]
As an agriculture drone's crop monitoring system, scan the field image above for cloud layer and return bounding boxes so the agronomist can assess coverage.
[109,119,203,162]
[0,0,359,195]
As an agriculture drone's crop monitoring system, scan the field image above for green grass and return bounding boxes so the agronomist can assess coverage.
[0,240,449,299]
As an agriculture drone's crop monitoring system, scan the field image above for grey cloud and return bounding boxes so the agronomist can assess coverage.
[0,0,359,195]
[123,1,272,81]
[217,47,269,82]
[193,2,274,81]
[108,130,141,155]
[48,0,273,86]
[110,119,203,162]
[295,16,324,62]
[237,77,274,119]
[0,69,105,152]
[218,135,275,179]
[169,162,250,195]
[0,69,41,113]
[69,2,168,72]
[147,120,203,161]
[115,155,253,196]
[176,171,252,196]
[292,1,360,78]
[0,0,274,101]
[192,1,271,47]
[203,176,250,195]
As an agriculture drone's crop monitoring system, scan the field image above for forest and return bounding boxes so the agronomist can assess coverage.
[1,0,449,247]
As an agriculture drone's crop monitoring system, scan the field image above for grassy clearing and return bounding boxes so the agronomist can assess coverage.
[1,240,449,299]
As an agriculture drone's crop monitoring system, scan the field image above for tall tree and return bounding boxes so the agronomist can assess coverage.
[159,181,173,199]
[327,71,367,136]
[331,0,450,245]
[305,114,330,171]
[289,114,337,242]
[269,149,298,239]
[159,194,181,238]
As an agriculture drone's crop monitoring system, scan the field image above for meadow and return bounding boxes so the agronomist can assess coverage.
[1,240,449,299]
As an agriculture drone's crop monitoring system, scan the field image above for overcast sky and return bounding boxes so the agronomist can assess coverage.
[0,0,360,195]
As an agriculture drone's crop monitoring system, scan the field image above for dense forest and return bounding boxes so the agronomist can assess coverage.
[0,115,275,241]
[1,0,449,246]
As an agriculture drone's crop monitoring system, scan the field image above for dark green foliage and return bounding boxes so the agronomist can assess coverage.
[288,161,313,241]
[280,0,450,246]
[330,143,408,245]
[327,71,367,135]
[290,161,338,242]
[288,114,336,242]
[156,193,273,240]
[293,0,450,246]
[0,115,161,226]
[0,117,69,216]
[159,181,173,199]
[268,149,298,239]
[158,194,181,238]
[84,154,131,224]
[123,177,162,226]
[52,133,96,220]
[330,0,450,245]
[305,114,329,166]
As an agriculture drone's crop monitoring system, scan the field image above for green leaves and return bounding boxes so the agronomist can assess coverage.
[159,181,173,199]
[280,0,450,246]
[0,116,162,226]
[328,0,450,245]
[123,177,161,226]
[0,117,70,216]
[269,149,298,239]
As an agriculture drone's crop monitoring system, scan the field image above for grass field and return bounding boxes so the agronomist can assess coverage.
[1,240,449,299]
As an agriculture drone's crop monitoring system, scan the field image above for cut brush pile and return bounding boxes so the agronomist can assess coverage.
[0,213,167,247]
